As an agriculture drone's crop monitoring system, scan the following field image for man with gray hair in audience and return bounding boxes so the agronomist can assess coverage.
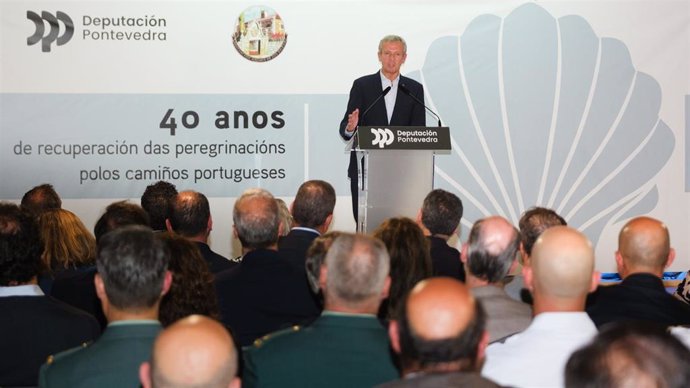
[461,216,531,342]
[215,188,320,347]
[243,233,398,387]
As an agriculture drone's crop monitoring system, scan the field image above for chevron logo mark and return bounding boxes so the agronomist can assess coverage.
[27,11,74,53]
[371,128,394,148]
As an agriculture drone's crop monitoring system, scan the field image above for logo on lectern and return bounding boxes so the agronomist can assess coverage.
[27,11,74,52]
[371,128,395,148]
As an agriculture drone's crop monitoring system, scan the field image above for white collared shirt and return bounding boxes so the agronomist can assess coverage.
[0,284,44,297]
[380,71,399,124]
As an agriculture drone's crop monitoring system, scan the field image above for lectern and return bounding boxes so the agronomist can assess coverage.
[353,126,451,232]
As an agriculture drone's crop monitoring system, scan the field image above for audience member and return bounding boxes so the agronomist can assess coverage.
[587,216,690,327]
[243,233,397,387]
[215,188,320,347]
[381,278,498,387]
[278,180,336,271]
[140,315,241,388]
[0,203,99,387]
[141,180,178,232]
[418,189,465,281]
[40,225,171,387]
[52,200,150,328]
[504,206,566,304]
[167,190,235,273]
[20,183,62,214]
[482,226,599,388]
[305,231,342,296]
[566,323,690,388]
[462,216,530,342]
[373,217,432,319]
[275,198,292,237]
[156,232,220,327]
[37,208,97,294]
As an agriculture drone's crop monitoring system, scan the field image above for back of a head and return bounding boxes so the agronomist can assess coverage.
[530,226,594,300]
[566,323,690,388]
[373,217,431,318]
[141,181,178,231]
[305,231,342,294]
[421,189,463,236]
[465,216,520,283]
[275,198,292,236]
[233,188,280,250]
[20,183,62,214]
[618,217,671,273]
[0,203,43,286]
[291,180,336,229]
[519,207,566,256]
[324,233,390,309]
[148,315,238,388]
[38,208,96,270]
[169,191,210,238]
[398,278,487,373]
[94,200,151,243]
[97,225,169,311]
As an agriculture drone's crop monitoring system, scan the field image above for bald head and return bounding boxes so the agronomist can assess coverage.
[168,190,210,238]
[142,315,239,388]
[396,278,487,373]
[465,216,520,283]
[529,226,595,300]
[618,217,673,275]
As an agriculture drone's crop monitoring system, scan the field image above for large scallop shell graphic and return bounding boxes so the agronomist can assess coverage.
[408,3,675,245]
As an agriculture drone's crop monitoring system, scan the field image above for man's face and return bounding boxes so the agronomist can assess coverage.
[378,41,407,77]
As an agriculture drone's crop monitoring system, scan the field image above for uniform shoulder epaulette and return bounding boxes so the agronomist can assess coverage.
[251,325,301,348]
[45,341,91,365]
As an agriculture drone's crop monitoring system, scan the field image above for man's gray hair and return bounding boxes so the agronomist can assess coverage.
[378,35,407,54]
[233,188,280,250]
[324,233,389,305]
[466,218,519,283]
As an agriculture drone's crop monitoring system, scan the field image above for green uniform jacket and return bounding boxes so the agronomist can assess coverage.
[38,321,161,388]
[243,312,399,388]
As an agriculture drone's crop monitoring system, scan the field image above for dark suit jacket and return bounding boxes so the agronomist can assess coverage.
[215,249,321,347]
[586,273,690,328]
[195,241,236,274]
[377,372,502,388]
[0,295,100,387]
[278,228,320,270]
[39,321,161,388]
[339,71,426,177]
[428,236,465,282]
[50,267,107,329]
[243,313,399,388]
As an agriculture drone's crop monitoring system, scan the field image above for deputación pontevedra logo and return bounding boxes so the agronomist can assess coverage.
[27,11,74,52]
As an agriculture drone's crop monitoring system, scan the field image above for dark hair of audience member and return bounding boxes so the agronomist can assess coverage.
[156,232,220,326]
[373,217,432,319]
[305,231,343,295]
[275,198,292,237]
[518,207,566,256]
[169,191,210,238]
[141,181,178,231]
[0,203,43,286]
[93,200,151,243]
[20,183,62,214]
[291,180,336,229]
[421,189,463,236]
[38,208,96,271]
[96,225,168,310]
[565,322,690,388]
[398,296,487,371]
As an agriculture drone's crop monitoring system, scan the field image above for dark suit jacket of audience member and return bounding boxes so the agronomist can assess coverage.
[195,241,237,274]
[215,248,321,347]
[586,273,690,328]
[0,295,100,386]
[50,267,107,329]
[376,372,501,388]
[428,236,465,282]
[278,228,320,271]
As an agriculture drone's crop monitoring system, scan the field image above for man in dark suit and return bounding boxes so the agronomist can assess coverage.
[39,225,172,388]
[278,180,335,271]
[586,216,690,328]
[380,278,499,388]
[167,190,236,274]
[216,188,320,347]
[340,35,426,221]
[418,189,465,281]
[243,233,398,388]
[0,203,100,387]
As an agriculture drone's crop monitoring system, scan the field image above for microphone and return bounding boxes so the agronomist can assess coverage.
[399,83,442,127]
[358,86,392,126]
